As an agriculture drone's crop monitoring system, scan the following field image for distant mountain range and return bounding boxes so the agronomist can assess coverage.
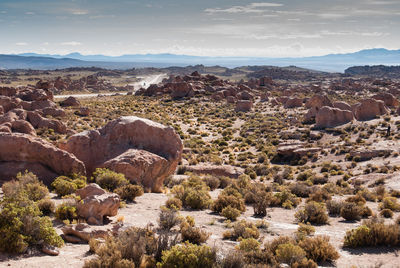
[0,48,399,72]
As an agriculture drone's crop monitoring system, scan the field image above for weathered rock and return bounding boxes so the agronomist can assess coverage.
[315,106,354,128]
[237,91,254,101]
[235,100,253,112]
[305,94,332,109]
[350,149,392,161]
[184,165,244,179]
[41,245,59,256]
[60,96,80,107]
[284,97,303,108]
[0,105,3,115]
[354,98,389,121]
[170,82,194,99]
[372,92,399,107]
[27,111,67,134]
[11,120,36,136]
[40,107,66,117]
[76,107,90,116]
[76,184,120,225]
[76,183,106,199]
[61,223,114,242]
[226,96,236,104]
[61,116,183,192]
[333,101,352,111]
[0,96,22,112]
[0,133,85,184]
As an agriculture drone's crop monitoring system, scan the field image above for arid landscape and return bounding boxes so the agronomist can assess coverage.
[2,0,400,267]
[1,65,400,268]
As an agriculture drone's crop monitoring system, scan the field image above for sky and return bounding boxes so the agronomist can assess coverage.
[0,0,399,57]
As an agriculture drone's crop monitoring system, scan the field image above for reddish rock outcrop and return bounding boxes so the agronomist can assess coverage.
[169,82,194,99]
[27,111,67,134]
[76,183,120,225]
[0,133,85,184]
[333,101,352,111]
[235,100,253,112]
[284,97,303,108]
[315,106,354,128]
[372,92,399,107]
[305,94,332,109]
[61,116,183,192]
[60,96,80,107]
[353,98,389,121]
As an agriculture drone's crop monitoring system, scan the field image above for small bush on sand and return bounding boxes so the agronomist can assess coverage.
[221,206,241,221]
[340,202,362,221]
[223,220,259,241]
[55,202,78,222]
[237,238,260,252]
[172,176,211,210]
[298,236,339,263]
[2,171,49,201]
[180,216,210,245]
[158,242,216,268]
[37,198,55,216]
[295,202,328,225]
[276,243,306,266]
[114,184,144,202]
[343,218,400,248]
[165,197,183,210]
[51,174,86,197]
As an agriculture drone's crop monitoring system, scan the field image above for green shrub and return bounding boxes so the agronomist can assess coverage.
[114,184,144,202]
[295,202,328,225]
[85,226,159,268]
[237,238,260,252]
[51,176,78,197]
[172,176,212,210]
[252,190,272,217]
[276,243,306,266]
[203,176,220,190]
[0,194,63,253]
[37,198,55,216]
[212,192,245,213]
[221,206,241,221]
[93,168,128,191]
[165,197,183,210]
[180,217,209,245]
[379,197,400,211]
[2,171,49,201]
[158,242,216,268]
[223,220,259,241]
[298,236,339,263]
[55,202,78,221]
[343,219,400,248]
[340,202,362,221]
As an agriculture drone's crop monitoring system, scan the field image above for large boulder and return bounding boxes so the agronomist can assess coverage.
[60,96,80,107]
[315,106,354,128]
[11,120,36,136]
[76,184,120,225]
[27,111,67,134]
[333,101,352,111]
[354,98,389,121]
[284,97,303,108]
[0,133,85,184]
[61,116,183,192]
[169,82,194,99]
[305,94,332,109]
[235,100,253,112]
[372,93,399,107]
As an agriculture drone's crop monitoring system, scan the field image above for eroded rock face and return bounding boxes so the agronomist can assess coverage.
[354,98,389,121]
[333,101,352,111]
[60,96,80,107]
[235,100,253,112]
[284,97,303,108]
[315,106,354,128]
[76,184,120,225]
[372,92,399,107]
[305,94,332,109]
[62,116,183,192]
[0,133,85,184]
[27,111,67,134]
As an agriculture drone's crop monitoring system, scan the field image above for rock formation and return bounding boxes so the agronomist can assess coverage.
[61,116,183,192]
[315,106,354,128]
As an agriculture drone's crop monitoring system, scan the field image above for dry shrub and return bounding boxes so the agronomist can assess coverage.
[221,206,241,221]
[340,202,362,221]
[343,218,400,248]
[2,171,49,201]
[180,217,209,245]
[165,197,182,210]
[295,202,329,225]
[326,200,344,217]
[276,243,306,266]
[158,208,180,231]
[223,220,260,241]
[298,236,339,263]
[114,184,143,202]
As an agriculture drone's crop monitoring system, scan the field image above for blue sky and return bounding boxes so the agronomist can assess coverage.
[0,0,399,57]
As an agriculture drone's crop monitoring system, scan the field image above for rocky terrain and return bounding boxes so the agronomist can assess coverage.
[1,67,400,267]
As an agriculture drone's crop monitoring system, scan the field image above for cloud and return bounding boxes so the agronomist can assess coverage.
[16,42,28,46]
[70,9,88,15]
[205,2,283,14]
[25,11,35,15]
[61,41,82,46]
